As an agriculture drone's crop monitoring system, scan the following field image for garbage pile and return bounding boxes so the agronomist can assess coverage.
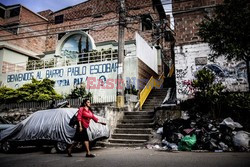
[158,112,250,152]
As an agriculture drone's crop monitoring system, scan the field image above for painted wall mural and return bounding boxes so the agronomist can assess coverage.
[2,60,118,100]
[175,43,249,100]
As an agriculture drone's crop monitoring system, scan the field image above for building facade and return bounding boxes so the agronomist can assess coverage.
[172,0,249,100]
[0,0,171,102]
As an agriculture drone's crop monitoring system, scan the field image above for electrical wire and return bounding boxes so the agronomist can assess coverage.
[0,1,220,42]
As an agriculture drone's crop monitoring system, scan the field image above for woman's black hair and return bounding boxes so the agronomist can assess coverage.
[80,99,93,113]
[80,99,90,107]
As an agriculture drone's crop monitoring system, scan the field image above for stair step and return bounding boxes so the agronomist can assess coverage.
[124,111,154,116]
[123,115,153,119]
[108,138,147,144]
[114,128,152,134]
[143,103,162,106]
[112,134,152,140]
[121,119,154,123]
[97,142,145,148]
[117,123,154,128]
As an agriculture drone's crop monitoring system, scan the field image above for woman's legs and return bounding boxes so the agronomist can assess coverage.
[84,141,90,155]
[67,142,77,157]
[84,141,95,157]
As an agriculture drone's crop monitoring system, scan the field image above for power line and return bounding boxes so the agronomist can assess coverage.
[0,16,118,38]
[0,22,120,42]
[0,0,217,33]
[0,1,220,41]
[1,1,171,31]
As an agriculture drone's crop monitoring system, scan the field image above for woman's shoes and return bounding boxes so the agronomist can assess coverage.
[67,148,72,157]
[86,153,95,158]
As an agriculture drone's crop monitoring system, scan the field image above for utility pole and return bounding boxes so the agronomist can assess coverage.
[117,0,125,108]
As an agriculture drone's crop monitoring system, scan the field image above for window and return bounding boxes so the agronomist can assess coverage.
[141,14,153,31]
[55,15,64,24]
[9,7,20,17]
[0,8,5,18]
[58,32,66,40]
[61,34,93,60]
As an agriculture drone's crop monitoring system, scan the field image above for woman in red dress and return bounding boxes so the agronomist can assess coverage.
[67,99,106,157]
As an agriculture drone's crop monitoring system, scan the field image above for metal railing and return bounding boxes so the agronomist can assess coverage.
[139,73,165,110]
[0,95,116,111]
[2,50,118,73]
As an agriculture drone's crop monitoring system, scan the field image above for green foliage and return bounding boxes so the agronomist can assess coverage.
[226,92,250,112]
[181,69,250,122]
[198,0,250,90]
[67,84,92,99]
[125,84,138,95]
[180,69,225,118]
[0,87,19,104]
[0,78,62,104]
[198,0,250,61]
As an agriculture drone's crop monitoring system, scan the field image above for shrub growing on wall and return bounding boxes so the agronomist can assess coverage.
[180,69,225,119]
[67,84,92,99]
[0,78,62,104]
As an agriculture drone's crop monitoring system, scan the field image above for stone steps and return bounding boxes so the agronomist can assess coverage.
[114,128,152,134]
[116,123,154,128]
[120,119,154,124]
[108,139,147,144]
[111,134,152,140]
[103,111,155,147]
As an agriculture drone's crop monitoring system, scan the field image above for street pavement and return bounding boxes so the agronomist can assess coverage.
[0,147,250,167]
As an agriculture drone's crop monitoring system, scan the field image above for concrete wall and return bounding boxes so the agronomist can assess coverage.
[124,54,138,89]
[0,49,3,74]
[175,43,248,100]
[0,49,3,82]
[92,104,125,136]
[2,48,28,63]
[136,33,158,74]
[1,60,118,99]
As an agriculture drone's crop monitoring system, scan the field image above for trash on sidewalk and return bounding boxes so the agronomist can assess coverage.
[158,112,250,152]
[233,131,250,151]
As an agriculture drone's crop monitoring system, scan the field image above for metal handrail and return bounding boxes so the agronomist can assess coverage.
[139,73,164,110]
[167,64,175,77]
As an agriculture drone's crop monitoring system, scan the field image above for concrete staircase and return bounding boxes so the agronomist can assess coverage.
[98,89,169,147]
[104,111,155,147]
[142,88,168,111]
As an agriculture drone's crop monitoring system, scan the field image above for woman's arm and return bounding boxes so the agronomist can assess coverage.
[79,121,83,131]
[77,108,83,131]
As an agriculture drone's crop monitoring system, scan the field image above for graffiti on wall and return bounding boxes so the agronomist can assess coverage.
[199,62,248,90]
[176,61,248,99]
[177,80,194,96]
[176,67,188,79]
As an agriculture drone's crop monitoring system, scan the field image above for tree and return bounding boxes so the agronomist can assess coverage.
[198,0,250,91]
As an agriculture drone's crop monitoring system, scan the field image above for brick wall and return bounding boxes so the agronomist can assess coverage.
[44,0,163,52]
[1,0,167,56]
[0,6,48,55]
[173,0,223,45]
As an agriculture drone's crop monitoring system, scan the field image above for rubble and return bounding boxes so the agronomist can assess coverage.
[156,112,250,152]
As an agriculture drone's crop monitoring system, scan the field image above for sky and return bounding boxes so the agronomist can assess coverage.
[0,0,87,12]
